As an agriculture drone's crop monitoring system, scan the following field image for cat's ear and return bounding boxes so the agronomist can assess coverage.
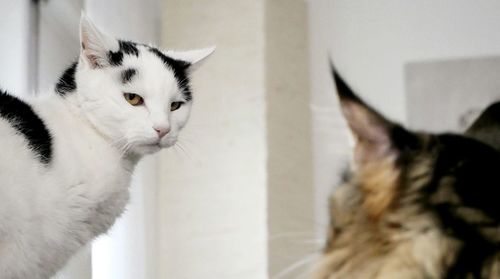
[465,102,500,151]
[79,14,117,69]
[332,66,397,165]
[165,47,216,72]
[333,65,414,219]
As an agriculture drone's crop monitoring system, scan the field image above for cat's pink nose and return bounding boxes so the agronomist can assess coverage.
[154,126,170,139]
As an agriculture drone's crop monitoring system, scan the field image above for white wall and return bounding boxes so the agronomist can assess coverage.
[159,2,316,278]
[265,1,315,278]
[159,1,268,278]
[0,0,32,94]
[309,0,500,242]
[37,0,83,93]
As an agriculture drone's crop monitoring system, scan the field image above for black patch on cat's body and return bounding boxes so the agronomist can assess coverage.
[55,62,78,96]
[121,68,137,84]
[148,47,192,101]
[0,90,52,164]
[108,40,140,66]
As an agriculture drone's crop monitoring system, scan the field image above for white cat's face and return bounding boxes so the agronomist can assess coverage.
[73,16,214,156]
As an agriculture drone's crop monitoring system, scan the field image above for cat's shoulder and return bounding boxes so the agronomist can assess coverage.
[0,89,53,164]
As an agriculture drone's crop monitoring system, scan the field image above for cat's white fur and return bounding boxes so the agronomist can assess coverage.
[0,15,213,278]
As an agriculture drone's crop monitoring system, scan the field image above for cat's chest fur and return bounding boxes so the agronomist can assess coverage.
[0,96,136,278]
[39,96,135,235]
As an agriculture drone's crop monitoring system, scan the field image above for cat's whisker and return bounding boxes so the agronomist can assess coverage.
[116,141,134,162]
[170,144,182,160]
[177,135,197,148]
[175,141,193,161]
[269,231,319,239]
[272,253,319,279]
[295,264,316,279]
[180,127,205,138]
[302,239,325,245]
[170,143,183,159]
[109,136,128,149]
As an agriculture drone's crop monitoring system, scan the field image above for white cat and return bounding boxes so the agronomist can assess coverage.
[0,15,213,279]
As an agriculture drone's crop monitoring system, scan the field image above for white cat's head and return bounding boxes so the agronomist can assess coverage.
[58,15,214,157]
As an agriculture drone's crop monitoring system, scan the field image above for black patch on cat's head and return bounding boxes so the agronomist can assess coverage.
[108,40,140,67]
[0,90,52,164]
[421,133,500,278]
[119,40,139,56]
[55,62,78,96]
[121,68,137,84]
[108,51,124,66]
[430,134,500,220]
[148,47,192,101]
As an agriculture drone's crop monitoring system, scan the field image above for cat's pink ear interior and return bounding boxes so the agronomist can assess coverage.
[332,67,395,165]
[79,14,116,69]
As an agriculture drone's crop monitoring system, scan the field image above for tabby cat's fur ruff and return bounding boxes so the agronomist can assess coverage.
[312,68,500,279]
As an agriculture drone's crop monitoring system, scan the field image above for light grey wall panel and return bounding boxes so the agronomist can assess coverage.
[406,56,500,133]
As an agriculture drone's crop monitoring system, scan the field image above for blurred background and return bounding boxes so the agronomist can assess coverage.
[2,1,500,278]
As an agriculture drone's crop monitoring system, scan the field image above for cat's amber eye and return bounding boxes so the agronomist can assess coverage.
[124,93,144,106]
[170,102,184,111]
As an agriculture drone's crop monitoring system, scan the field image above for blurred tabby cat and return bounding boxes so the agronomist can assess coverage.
[312,68,500,279]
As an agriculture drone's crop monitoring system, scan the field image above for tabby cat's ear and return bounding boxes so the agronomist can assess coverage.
[465,102,500,151]
[79,14,117,69]
[164,47,216,72]
[332,66,397,165]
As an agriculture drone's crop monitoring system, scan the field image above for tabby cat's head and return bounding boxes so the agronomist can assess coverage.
[313,68,500,279]
[61,15,214,157]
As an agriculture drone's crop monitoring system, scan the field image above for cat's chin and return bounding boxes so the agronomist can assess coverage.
[130,140,176,156]
[132,143,162,156]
